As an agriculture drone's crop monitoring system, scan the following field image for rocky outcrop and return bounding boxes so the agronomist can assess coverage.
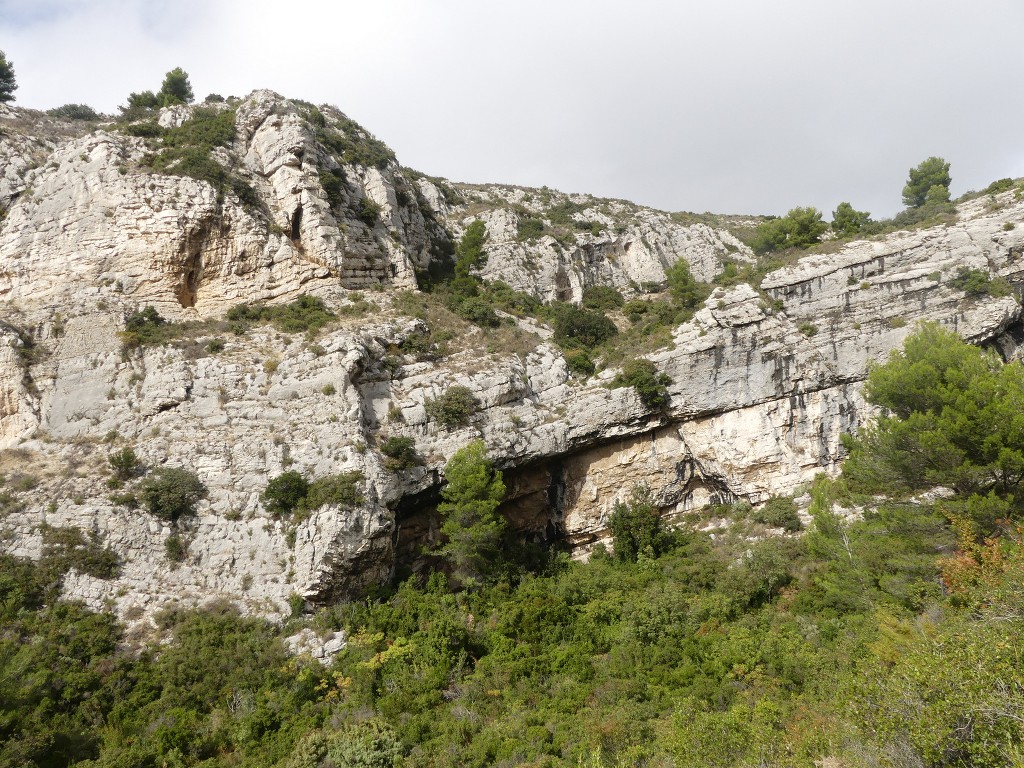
[437,185,753,303]
[1,91,1022,628]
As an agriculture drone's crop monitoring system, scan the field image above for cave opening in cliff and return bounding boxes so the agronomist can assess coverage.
[291,204,303,243]
[175,225,208,308]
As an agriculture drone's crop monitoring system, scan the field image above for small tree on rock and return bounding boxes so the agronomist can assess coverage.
[140,467,208,523]
[902,157,951,208]
[831,202,871,237]
[609,484,668,562]
[158,67,194,107]
[0,51,17,103]
[751,207,827,254]
[437,440,507,587]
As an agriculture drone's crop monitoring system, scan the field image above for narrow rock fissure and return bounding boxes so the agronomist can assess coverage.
[291,203,303,243]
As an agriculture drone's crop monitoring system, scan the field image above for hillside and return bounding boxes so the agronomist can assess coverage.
[1,90,1023,626]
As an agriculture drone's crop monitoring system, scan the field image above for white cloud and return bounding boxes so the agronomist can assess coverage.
[3,0,1023,217]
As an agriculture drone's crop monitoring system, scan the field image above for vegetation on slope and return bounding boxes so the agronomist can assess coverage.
[5,324,1024,766]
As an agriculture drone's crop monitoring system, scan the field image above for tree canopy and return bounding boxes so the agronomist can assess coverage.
[159,67,194,106]
[0,49,16,103]
[831,201,871,236]
[902,156,952,208]
[750,206,828,254]
[845,322,1024,507]
[437,440,507,586]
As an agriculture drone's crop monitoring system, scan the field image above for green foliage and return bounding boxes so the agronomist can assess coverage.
[109,446,143,482]
[226,294,337,334]
[165,533,187,562]
[455,220,488,278]
[665,259,710,309]
[564,348,596,377]
[39,525,121,583]
[262,471,310,517]
[261,469,363,520]
[0,50,16,103]
[609,484,669,562]
[284,721,403,768]
[356,196,381,225]
[139,467,208,522]
[903,156,952,208]
[120,305,168,347]
[425,385,480,429]
[142,107,259,207]
[309,106,396,169]
[580,285,624,311]
[516,216,545,241]
[302,471,365,512]
[158,67,194,106]
[46,103,100,121]
[613,358,672,408]
[752,496,802,532]
[124,89,160,112]
[831,201,871,236]
[947,266,1011,298]
[551,304,618,349]
[750,206,828,254]
[437,440,507,586]
[380,436,419,470]
[846,323,1024,504]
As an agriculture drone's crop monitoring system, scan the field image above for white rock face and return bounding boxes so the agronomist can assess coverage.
[2,94,1023,626]
[433,185,753,303]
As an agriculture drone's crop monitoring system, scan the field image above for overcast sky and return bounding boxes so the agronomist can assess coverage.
[2,0,1023,217]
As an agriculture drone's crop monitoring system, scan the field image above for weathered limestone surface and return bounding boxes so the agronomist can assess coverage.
[436,185,754,303]
[2,93,1023,627]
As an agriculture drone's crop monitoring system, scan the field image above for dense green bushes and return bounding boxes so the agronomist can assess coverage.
[613,357,672,408]
[140,467,209,522]
[262,470,365,518]
[227,294,337,334]
[380,436,419,470]
[425,385,480,429]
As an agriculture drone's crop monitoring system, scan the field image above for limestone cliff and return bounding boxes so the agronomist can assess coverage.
[1,91,1021,625]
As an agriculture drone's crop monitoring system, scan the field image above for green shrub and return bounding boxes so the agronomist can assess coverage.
[752,497,803,532]
[455,220,488,277]
[320,168,345,208]
[139,467,208,522]
[108,446,142,481]
[39,525,120,581]
[751,207,828,254]
[141,107,258,207]
[227,295,336,334]
[356,196,381,225]
[380,436,419,470]
[565,348,596,377]
[301,471,364,511]
[46,103,100,121]
[798,322,818,337]
[517,216,545,240]
[123,120,164,138]
[609,484,670,562]
[450,294,500,327]
[581,285,625,311]
[551,304,618,349]
[312,109,396,170]
[120,305,169,347]
[614,358,672,408]
[425,385,481,429]
[947,267,1011,298]
[262,471,310,517]
[665,260,710,309]
[164,534,187,563]
[437,440,507,587]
